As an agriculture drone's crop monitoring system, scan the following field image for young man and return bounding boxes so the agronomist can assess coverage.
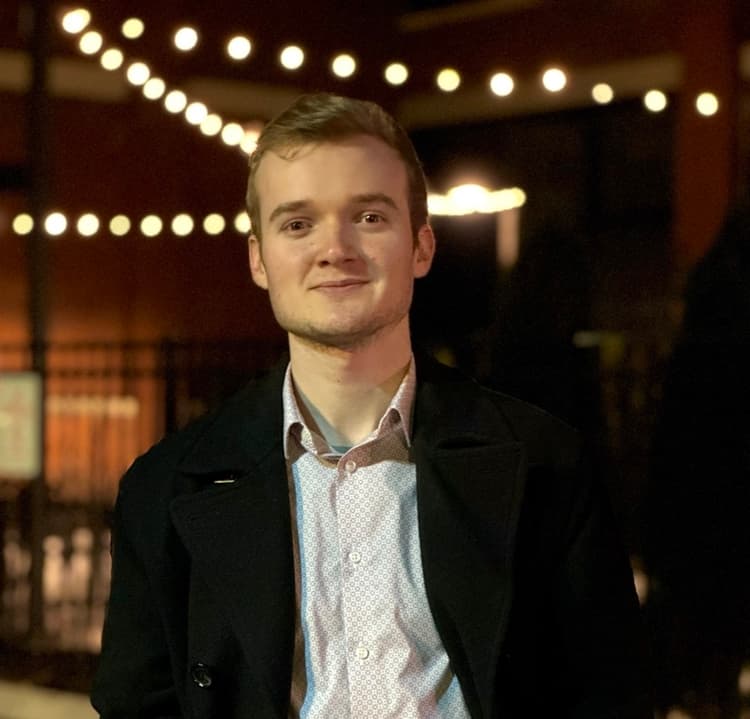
[92,94,651,718]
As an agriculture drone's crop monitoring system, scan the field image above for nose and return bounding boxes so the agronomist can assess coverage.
[317,219,358,265]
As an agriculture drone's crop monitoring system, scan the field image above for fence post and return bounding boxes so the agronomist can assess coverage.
[163,340,178,434]
[25,0,52,645]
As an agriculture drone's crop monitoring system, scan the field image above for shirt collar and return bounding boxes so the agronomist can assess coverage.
[282,356,416,460]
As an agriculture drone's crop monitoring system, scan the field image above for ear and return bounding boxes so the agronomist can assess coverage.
[412,223,435,278]
[248,234,268,289]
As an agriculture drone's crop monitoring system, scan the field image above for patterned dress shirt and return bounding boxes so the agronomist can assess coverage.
[282,360,470,719]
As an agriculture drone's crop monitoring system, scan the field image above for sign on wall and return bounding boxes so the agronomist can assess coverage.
[0,372,42,480]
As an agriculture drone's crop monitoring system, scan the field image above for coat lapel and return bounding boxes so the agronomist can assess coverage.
[169,363,295,715]
[413,361,527,719]
[164,356,526,719]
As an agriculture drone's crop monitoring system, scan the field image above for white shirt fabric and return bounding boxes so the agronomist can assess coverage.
[282,360,470,719]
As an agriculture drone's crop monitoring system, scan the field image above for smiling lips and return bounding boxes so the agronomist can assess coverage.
[313,278,368,290]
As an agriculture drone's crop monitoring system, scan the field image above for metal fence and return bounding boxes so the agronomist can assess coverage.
[0,340,285,652]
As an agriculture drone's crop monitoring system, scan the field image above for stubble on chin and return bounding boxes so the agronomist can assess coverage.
[274,306,411,354]
[282,320,393,353]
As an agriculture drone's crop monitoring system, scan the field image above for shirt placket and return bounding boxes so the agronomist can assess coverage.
[334,445,388,718]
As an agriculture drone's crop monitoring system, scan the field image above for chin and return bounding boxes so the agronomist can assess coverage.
[281,309,409,351]
[284,321,387,352]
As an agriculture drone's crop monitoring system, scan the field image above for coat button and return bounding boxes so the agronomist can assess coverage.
[190,662,213,688]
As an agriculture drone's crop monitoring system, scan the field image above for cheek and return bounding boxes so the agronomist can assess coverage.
[264,253,307,287]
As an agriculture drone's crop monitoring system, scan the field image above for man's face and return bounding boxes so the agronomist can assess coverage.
[248,135,434,350]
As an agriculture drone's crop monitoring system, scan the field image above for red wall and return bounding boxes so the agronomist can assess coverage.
[1,92,282,344]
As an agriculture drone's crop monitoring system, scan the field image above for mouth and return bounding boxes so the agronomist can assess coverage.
[312,278,368,290]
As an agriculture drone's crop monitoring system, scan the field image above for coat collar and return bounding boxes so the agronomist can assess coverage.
[176,360,287,476]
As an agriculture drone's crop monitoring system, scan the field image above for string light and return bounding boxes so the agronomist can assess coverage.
[54,6,700,171]
[126,61,150,86]
[542,67,567,92]
[61,9,91,34]
[185,101,209,125]
[384,62,409,86]
[234,212,251,234]
[203,214,226,235]
[644,89,668,112]
[241,128,261,154]
[280,45,305,70]
[695,91,719,116]
[171,214,194,236]
[53,14,266,160]
[592,83,614,104]
[77,213,100,237]
[140,215,163,237]
[436,68,461,92]
[12,211,256,238]
[227,35,252,61]
[109,215,131,236]
[221,122,244,146]
[142,77,166,100]
[164,89,188,113]
[100,48,124,71]
[12,214,33,235]
[174,26,199,52]
[57,9,688,128]
[79,30,103,55]
[121,18,144,40]
[331,53,357,79]
[44,212,68,236]
[200,114,223,136]
[490,72,514,97]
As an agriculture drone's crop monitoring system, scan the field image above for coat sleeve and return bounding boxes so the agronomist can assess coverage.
[91,467,184,718]
[552,450,653,718]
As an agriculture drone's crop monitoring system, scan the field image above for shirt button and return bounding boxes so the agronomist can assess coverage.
[190,662,213,688]
[356,645,369,660]
[344,459,357,473]
[349,551,362,564]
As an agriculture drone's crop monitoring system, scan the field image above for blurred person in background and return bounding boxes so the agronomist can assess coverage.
[645,199,750,719]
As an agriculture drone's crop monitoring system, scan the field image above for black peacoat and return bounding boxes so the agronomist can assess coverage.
[91,357,652,718]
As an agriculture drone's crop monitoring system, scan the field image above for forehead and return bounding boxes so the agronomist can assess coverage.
[255,135,409,204]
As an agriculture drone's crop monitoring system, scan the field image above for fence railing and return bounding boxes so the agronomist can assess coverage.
[0,339,285,651]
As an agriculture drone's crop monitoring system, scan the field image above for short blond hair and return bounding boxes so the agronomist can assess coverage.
[246,93,428,241]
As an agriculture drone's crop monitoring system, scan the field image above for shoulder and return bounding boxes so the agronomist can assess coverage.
[415,354,581,469]
[117,361,286,511]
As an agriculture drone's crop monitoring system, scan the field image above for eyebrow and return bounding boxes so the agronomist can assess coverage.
[350,193,399,210]
[267,193,400,226]
[268,200,311,226]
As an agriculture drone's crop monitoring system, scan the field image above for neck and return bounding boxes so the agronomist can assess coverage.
[288,322,412,446]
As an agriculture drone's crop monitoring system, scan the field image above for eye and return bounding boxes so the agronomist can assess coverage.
[281,218,312,235]
[358,212,385,224]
